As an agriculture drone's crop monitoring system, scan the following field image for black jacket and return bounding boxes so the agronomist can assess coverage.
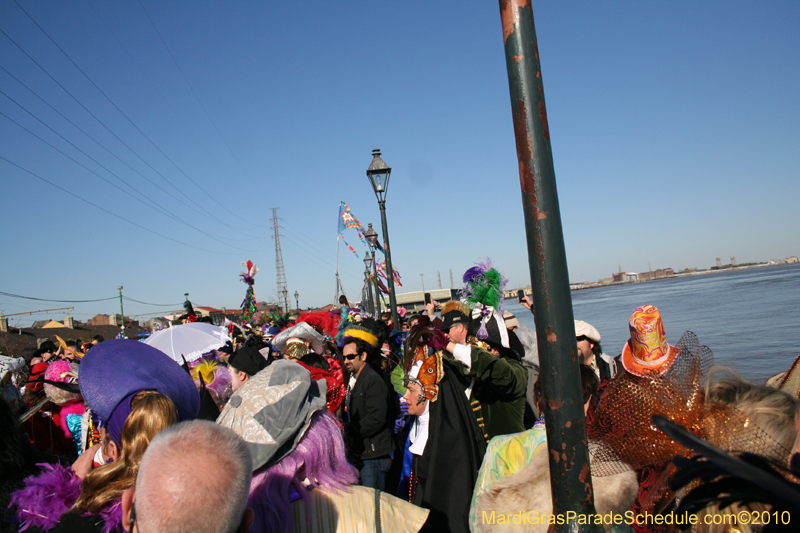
[348,364,394,460]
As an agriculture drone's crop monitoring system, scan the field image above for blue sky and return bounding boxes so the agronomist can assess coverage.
[1,1,798,325]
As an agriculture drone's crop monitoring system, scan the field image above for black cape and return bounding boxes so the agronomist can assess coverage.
[411,366,487,533]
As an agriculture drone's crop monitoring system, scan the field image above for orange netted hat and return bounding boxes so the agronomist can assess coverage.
[621,305,680,378]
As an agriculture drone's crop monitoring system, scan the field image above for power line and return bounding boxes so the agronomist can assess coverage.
[0,26,248,235]
[122,297,182,307]
[10,0,247,222]
[135,0,258,191]
[0,65,255,243]
[0,291,182,307]
[0,291,116,303]
[0,155,232,255]
[0,98,250,252]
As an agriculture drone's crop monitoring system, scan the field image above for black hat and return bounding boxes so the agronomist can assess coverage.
[228,346,269,377]
[438,310,470,331]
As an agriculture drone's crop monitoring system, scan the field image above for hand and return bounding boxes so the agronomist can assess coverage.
[430,329,449,351]
[398,397,409,416]
[424,302,436,318]
[520,295,533,310]
[394,418,406,433]
[71,446,96,479]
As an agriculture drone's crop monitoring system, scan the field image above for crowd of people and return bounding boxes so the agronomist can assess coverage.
[2,260,799,533]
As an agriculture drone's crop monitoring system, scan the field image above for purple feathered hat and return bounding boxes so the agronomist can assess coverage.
[79,340,200,444]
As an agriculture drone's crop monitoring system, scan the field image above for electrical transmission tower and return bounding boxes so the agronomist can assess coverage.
[270,208,289,312]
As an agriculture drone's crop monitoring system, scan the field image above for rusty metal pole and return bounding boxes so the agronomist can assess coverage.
[498,1,600,530]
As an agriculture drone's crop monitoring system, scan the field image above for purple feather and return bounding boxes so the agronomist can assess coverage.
[94,501,123,533]
[10,463,81,531]
[475,257,494,272]
[462,265,484,284]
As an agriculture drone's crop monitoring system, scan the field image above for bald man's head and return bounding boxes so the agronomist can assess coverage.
[133,421,252,533]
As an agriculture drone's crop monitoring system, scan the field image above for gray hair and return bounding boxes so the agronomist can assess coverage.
[135,420,252,533]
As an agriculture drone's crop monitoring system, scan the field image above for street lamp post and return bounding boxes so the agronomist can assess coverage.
[364,223,382,316]
[117,286,125,338]
[281,288,289,314]
[294,291,299,311]
[363,251,375,315]
[366,150,399,328]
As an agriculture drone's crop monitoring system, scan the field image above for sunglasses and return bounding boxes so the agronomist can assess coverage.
[344,353,360,361]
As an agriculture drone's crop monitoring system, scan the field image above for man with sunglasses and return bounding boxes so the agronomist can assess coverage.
[342,335,394,491]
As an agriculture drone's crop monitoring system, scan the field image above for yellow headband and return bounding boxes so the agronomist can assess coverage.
[342,328,379,348]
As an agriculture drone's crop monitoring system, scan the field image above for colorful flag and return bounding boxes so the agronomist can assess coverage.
[377,260,403,287]
[339,201,364,233]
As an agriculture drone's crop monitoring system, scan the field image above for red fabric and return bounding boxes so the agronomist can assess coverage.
[26,410,74,456]
[297,361,345,414]
[28,362,48,392]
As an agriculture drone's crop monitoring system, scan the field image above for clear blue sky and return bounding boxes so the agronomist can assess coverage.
[1,1,798,326]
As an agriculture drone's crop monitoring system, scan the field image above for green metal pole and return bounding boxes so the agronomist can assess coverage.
[379,201,400,328]
[365,268,375,315]
[498,1,599,529]
[372,249,381,315]
[117,286,125,338]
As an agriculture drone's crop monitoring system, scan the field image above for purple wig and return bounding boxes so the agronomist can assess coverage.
[248,410,359,533]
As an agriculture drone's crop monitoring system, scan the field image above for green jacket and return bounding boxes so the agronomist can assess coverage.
[449,346,528,440]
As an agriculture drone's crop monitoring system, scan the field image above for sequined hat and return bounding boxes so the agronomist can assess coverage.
[621,305,680,378]
[217,359,327,471]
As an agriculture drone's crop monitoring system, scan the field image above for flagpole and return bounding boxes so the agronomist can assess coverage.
[334,235,341,305]
[334,200,342,305]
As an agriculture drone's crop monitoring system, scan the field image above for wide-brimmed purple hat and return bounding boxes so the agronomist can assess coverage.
[79,339,200,426]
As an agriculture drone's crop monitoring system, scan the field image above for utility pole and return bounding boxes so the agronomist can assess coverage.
[271,208,288,311]
[117,286,125,338]
[437,270,442,289]
[449,268,454,289]
[420,273,425,293]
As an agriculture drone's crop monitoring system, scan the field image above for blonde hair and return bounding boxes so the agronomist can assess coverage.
[692,369,800,533]
[72,391,177,514]
[705,368,800,456]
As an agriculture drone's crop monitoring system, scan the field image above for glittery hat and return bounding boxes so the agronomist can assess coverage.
[621,305,680,378]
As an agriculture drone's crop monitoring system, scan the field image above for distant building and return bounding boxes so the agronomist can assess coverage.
[623,272,639,282]
[394,289,459,312]
[612,272,625,283]
[41,320,67,329]
[194,306,221,317]
[639,269,675,281]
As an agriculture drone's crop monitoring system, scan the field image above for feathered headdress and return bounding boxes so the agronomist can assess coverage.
[189,358,232,405]
[338,317,384,351]
[239,260,258,286]
[402,327,444,402]
[296,311,340,340]
[459,258,508,341]
[55,335,84,359]
[441,300,470,316]
[239,260,258,325]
